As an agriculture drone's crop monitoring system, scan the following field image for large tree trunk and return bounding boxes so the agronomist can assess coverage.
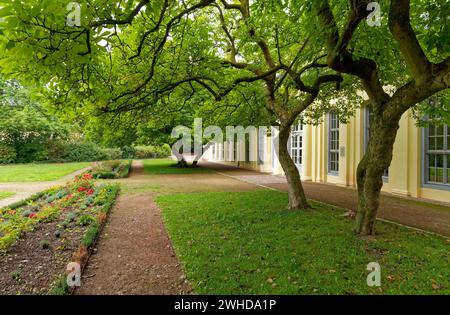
[278,128,309,210]
[171,141,189,168]
[192,142,214,168]
[355,115,400,235]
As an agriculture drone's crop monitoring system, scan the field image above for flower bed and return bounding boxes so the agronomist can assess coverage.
[89,160,132,179]
[0,173,119,295]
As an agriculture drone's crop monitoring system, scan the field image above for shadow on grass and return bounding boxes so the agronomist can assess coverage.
[143,159,212,175]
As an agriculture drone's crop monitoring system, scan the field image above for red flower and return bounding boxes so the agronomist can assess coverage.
[82,173,93,180]
[28,213,37,219]
[87,189,94,196]
[78,187,87,192]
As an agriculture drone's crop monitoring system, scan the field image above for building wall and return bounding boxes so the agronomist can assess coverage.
[202,109,450,204]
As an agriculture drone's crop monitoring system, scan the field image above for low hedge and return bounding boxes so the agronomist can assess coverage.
[90,160,132,179]
[134,144,171,159]
[1,141,173,164]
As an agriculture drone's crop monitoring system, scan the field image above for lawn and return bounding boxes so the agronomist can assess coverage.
[0,192,14,200]
[143,159,212,175]
[157,190,449,295]
[0,162,91,182]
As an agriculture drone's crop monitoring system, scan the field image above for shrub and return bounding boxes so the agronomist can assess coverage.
[102,148,122,160]
[43,140,69,162]
[64,142,107,162]
[116,160,132,178]
[90,160,132,179]
[0,144,16,164]
[134,145,155,159]
[134,145,171,159]
[101,160,121,170]
[157,144,172,157]
[15,141,48,163]
[121,145,136,159]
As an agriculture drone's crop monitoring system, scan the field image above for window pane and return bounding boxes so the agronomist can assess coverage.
[429,125,435,136]
[436,125,444,136]
[429,154,435,167]
[436,154,444,168]
[436,168,444,183]
[427,154,435,182]
[429,167,436,182]
[429,136,436,150]
[436,136,444,150]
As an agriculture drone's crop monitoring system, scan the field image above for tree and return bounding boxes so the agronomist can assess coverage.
[313,0,450,234]
[0,77,69,162]
[0,0,344,210]
[188,1,343,209]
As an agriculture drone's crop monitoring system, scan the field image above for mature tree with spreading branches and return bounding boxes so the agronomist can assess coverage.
[311,0,450,234]
[0,0,345,210]
[1,0,448,223]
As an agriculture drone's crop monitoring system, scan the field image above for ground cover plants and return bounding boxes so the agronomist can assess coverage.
[0,173,119,294]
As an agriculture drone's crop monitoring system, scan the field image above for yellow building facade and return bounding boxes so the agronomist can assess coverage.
[203,108,450,204]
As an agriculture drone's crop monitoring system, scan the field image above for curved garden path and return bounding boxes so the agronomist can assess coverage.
[0,166,92,208]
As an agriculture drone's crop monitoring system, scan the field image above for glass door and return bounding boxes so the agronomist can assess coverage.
[290,124,303,172]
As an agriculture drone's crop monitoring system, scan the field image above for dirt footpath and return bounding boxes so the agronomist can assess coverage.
[75,162,191,295]
[75,160,258,295]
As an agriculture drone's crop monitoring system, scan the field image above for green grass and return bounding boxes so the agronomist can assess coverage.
[0,192,14,200]
[143,159,212,175]
[157,190,449,295]
[0,162,90,182]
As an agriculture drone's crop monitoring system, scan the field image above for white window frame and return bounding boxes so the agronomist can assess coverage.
[423,123,449,187]
[328,111,339,174]
[290,123,303,172]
